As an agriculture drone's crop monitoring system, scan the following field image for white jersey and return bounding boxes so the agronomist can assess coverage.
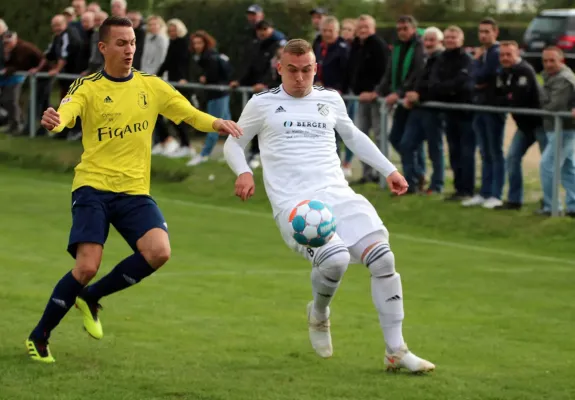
[224,85,397,216]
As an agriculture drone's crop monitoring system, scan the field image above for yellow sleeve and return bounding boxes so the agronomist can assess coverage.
[154,78,217,132]
[51,78,87,134]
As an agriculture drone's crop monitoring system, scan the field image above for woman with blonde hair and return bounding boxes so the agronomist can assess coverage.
[154,18,193,158]
[141,15,169,75]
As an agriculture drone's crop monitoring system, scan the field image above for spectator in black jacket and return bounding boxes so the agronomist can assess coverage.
[340,17,358,178]
[234,20,286,93]
[346,14,388,184]
[156,18,193,159]
[402,27,445,194]
[45,14,84,98]
[264,44,284,88]
[310,7,327,48]
[495,41,546,210]
[377,15,426,190]
[429,25,475,200]
[128,11,145,70]
[187,30,233,167]
[313,16,349,92]
[230,4,264,90]
[464,17,505,209]
[231,19,287,169]
[78,11,95,73]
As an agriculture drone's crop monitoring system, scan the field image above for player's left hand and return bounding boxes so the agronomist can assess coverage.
[213,119,243,138]
[386,170,409,196]
[235,172,255,201]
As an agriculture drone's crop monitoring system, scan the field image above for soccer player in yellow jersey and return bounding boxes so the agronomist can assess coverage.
[25,16,242,363]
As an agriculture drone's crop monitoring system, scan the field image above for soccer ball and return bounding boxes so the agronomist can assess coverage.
[288,200,336,247]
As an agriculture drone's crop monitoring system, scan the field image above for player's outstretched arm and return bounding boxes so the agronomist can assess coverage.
[212,119,242,138]
[334,97,408,195]
[43,78,87,134]
[155,78,241,137]
[223,98,263,201]
[41,107,61,131]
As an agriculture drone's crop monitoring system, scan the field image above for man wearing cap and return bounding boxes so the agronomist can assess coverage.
[310,7,327,50]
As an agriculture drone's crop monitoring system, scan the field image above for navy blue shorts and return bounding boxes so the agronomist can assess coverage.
[67,186,168,258]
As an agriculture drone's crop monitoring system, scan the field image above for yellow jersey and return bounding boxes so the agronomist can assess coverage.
[52,69,217,195]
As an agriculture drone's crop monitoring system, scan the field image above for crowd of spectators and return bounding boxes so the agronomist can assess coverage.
[1,1,575,216]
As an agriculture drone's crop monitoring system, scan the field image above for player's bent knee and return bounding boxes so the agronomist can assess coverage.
[314,242,350,282]
[141,243,171,269]
[367,249,396,278]
[73,243,103,283]
[137,228,171,269]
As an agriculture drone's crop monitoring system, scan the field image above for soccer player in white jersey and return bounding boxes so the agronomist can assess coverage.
[223,39,435,373]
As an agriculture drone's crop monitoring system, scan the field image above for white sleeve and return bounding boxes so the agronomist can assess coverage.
[334,96,397,177]
[223,97,263,176]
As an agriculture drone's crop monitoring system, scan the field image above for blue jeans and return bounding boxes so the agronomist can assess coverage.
[473,112,506,199]
[389,105,426,187]
[506,128,547,204]
[540,130,575,212]
[401,108,444,192]
[444,111,476,195]
[200,95,231,157]
[336,100,357,164]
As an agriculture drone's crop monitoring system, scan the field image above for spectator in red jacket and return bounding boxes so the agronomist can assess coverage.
[1,31,46,133]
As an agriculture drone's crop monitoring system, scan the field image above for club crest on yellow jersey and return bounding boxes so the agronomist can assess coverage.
[138,91,149,109]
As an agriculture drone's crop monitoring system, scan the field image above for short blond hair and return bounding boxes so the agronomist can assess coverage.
[321,16,340,32]
[357,14,376,27]
[342,18,356,28]
[147,15,167,35]
[283,39,313,56]
[445,25,465,41]
[500,40,518,48]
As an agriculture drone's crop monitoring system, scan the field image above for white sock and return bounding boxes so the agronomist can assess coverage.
[371,272,405,352]
[310,266,340,321]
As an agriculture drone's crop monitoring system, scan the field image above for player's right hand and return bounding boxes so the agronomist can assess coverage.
[386,170,409,196]
[41,107,60,131]
[235,172,255,201]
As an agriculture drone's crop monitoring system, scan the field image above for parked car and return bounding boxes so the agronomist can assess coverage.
[522,8,575,72]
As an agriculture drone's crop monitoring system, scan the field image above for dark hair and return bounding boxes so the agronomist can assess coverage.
[255,20,272,31]
[397,15,417,27]
[479,17,498,28]
[99,16,133,42]
[190,30,217,52]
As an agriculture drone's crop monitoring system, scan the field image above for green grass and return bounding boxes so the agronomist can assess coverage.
[0,136,574,400]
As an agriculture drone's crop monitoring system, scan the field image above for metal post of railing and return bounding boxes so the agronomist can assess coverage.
[378,100,389,189]
[551,115,563,217]
[241,90,249,109]
[29,73,37,138]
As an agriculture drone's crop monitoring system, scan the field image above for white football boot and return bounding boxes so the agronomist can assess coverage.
[462,194,486,207]
[306,301,333,358]
[482,197,503,209]
[384,343,435,373]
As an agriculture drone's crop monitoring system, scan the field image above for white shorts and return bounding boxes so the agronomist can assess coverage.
[274,186,388,263]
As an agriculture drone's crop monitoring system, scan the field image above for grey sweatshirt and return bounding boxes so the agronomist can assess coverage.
[141,32,169,75]
[541,64,575,131]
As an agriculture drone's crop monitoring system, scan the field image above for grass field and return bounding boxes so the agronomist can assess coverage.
[0,135,574,400]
